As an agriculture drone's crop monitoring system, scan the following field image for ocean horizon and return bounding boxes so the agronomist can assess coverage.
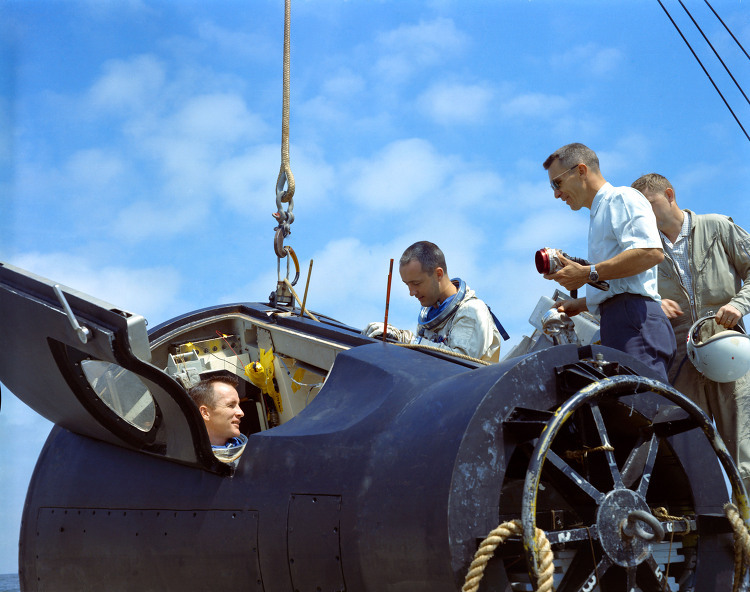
[0,573,19,592]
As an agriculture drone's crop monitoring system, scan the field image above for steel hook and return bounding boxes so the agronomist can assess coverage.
[620,510,665,543]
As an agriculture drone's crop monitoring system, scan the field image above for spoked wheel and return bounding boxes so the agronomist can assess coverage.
[516,375,750,591]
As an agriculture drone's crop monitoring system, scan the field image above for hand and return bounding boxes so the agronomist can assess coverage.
[660,299,683,319]
[716,304,742,328]
[555,297,588,318]
[362,322,413,342]
[543,253,588,292]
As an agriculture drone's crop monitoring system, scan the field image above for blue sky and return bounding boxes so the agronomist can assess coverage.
[1,0,749,575]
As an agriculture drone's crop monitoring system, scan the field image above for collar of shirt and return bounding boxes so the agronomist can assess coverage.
[589,182,614,218]
[661,210,691,249]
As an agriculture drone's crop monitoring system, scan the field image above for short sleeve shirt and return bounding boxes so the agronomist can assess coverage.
[587,183,663,315]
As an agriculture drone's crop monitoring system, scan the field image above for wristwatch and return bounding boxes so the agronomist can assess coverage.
[589,265,599,282]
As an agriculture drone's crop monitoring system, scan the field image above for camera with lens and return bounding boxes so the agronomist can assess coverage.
[535,247,609,292]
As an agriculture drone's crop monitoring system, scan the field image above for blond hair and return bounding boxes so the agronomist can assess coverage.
[631,173,674,195]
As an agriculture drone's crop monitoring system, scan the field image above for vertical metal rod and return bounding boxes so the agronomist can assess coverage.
[301,259,313,317]
[383,259,394,343]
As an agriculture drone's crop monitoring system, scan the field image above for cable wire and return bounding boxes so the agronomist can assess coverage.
[656,0,750,142]
[704,0,750,61]
[678,0,749,106]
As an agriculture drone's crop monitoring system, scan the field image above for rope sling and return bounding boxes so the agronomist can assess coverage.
[462,473,750,592]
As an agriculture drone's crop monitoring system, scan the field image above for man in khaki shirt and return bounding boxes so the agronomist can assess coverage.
[633,172,750,490]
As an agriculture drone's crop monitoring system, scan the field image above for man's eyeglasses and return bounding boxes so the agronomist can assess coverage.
[550,165,579,191]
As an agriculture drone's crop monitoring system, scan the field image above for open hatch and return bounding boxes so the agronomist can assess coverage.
[0,262,369,474]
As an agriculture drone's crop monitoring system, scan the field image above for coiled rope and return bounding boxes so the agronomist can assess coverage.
[461,520,555,592]
[652,506,692,535]
[724,503,750,592]
[462,503,750,591]
[564,444,614,462]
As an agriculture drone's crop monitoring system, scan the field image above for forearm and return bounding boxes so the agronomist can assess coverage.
[594,248,663,280]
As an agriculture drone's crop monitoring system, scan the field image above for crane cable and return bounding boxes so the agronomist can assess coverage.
[656,0,750,142]
[273,0,296,257]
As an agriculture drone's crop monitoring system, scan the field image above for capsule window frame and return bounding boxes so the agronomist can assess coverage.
[49,339,163,448]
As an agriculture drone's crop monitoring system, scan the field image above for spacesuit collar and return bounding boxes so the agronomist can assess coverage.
[211,433,248,464]
[417,278,466,332]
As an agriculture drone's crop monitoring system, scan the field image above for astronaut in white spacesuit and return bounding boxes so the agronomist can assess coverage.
[364,241,505,363]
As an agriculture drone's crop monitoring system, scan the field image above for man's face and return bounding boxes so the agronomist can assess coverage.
[548,162,585,211]
[202,382,244,446]
[639,188,671,230]
[400,259,441,308]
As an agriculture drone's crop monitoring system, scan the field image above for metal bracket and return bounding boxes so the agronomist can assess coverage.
[53,284,92,344]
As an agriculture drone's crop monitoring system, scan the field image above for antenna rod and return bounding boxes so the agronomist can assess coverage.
[301,259,313,318]
[383,259,394,343]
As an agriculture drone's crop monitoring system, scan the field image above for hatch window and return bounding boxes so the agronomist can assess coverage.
[81,360,156,432]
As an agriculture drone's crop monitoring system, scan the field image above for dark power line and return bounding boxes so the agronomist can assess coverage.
[678,0,750,107]
[704,0,750,62]
[656,0,750,142]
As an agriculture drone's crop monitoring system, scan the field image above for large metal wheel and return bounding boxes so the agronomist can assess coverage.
[514,375,750,591]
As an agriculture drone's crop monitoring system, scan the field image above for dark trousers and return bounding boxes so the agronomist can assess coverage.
[599,293,676,382]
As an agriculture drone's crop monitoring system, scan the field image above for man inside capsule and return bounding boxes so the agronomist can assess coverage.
[188,373,248,466]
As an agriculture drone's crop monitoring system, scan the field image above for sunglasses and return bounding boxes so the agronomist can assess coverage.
[550,164,579,191]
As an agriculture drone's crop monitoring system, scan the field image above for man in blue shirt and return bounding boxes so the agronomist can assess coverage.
[542,143,676,381]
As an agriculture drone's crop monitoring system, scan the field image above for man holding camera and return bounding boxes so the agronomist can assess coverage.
[542,143,676,382]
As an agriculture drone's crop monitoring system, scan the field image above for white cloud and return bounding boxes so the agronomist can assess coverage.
[500,210,589,256]
[551,44,624,77]
[195,20,275,61]
[589,47,624,76]
[12,252,183,321]
[344,138,454,211]
[417,82,495,125]
[88,54,166,113]
[298,95,348,125]
[136,92,268,193]
[215,142,335,211]
[65,148,126,190]
[168,93,267,146]
[374,17,468,83]
[299,236,416,331]
[596,132,653,177]
[500,92,570,119]
[321,69,366,97]
[222,236,417,333]
[445,170,504,205]
[376,17,467,63]
[112,198,212,241]
[215,144,278,209]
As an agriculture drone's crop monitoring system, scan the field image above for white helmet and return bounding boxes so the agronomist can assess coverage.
[686,314,750,382]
